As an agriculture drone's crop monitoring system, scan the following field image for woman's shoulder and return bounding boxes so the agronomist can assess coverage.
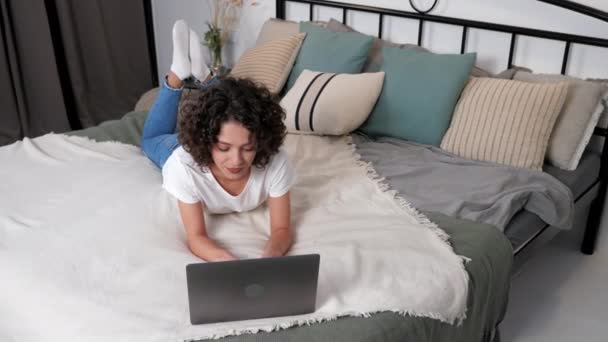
[262,148,295,180]
[163,146,208,174]
[260,148,296,196]
[268,148,291,168]
[170,146,194,164]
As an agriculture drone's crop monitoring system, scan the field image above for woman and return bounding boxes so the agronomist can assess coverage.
[141,20,295,262]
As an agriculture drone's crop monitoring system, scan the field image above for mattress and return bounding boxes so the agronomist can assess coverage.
[504,151,600,251]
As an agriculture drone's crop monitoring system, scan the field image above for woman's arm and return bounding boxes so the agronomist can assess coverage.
[262,192,293,258]
[177,200,237,262]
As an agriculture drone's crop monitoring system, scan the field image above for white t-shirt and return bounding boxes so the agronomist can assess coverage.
[161,146,296,214]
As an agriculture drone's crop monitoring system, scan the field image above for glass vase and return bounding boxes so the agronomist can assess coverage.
[210,46,223,76]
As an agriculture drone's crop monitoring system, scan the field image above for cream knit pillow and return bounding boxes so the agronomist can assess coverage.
[281,69,385,135]
[441,77,568,170]
[230,33,306,94]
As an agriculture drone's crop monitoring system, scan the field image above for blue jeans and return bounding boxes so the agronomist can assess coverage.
[141,77,218,168]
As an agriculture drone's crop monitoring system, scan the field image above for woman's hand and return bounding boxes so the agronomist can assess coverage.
[260,228,292,258]
[211,249,238,262]
[261,246,284,258]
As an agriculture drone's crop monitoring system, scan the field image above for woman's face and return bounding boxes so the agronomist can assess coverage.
[211,120,256,181]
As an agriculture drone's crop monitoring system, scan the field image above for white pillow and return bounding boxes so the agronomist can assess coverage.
[280,69,385,135]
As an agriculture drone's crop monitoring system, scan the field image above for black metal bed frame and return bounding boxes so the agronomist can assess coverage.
[276,0,608,255]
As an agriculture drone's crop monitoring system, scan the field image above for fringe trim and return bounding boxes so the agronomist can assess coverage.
[342,133,471,318]
[183,307,463,341]
[342,135,455,244]
[51,132,143,152]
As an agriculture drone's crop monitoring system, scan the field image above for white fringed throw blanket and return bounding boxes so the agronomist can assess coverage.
[0,133,468,341]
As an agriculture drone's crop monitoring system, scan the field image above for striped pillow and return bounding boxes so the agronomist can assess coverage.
[230,33,306,94]
[440,77,568,170]
[281,69,385,135]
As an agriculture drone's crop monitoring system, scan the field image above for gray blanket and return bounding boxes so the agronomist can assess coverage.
[352,134,574,231]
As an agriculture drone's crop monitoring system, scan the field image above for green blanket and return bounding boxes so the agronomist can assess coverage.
[68,111,513,342]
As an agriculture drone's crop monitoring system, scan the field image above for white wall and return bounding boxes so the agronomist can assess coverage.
[152,0,608,79]
[151,0,608,250]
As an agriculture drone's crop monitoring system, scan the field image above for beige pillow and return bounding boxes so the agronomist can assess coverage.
[231,33,306,94]
[600,88,608,129]
[325,18,421,72]
[255,18,299,46]
[586,78,608,129]
[134,87,160,112]
[441,77,569,170]
[255,19,326,47]
[134,87,194,113]
[493,66,533,79]
[281,69,385,135]
[514,71,606,170]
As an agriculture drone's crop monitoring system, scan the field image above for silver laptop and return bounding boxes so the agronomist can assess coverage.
[186,254,320,324]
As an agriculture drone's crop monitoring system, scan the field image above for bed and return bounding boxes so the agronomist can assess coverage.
[65,110,512,342]
[3,0,608,341]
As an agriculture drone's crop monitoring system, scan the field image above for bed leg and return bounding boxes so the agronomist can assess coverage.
[582,130,608,255]
[581,160,607,254]
[581,196,604,254]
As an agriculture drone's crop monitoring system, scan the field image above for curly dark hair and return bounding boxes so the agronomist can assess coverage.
[178,77,286,169]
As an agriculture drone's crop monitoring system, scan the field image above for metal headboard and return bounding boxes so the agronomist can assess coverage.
[277,0,608,74]
[276,0,608,255]
[538,0,608,23]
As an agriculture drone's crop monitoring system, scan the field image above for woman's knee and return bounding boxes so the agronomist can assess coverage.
[141,140,162,169]
[141,137,155,159]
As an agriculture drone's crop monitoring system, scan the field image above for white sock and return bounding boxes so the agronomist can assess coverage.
[189,29,211,82]
[169,20,191,80]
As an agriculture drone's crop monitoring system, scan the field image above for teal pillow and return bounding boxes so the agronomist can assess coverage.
[285,22,374,91]
[360,48,476,146]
